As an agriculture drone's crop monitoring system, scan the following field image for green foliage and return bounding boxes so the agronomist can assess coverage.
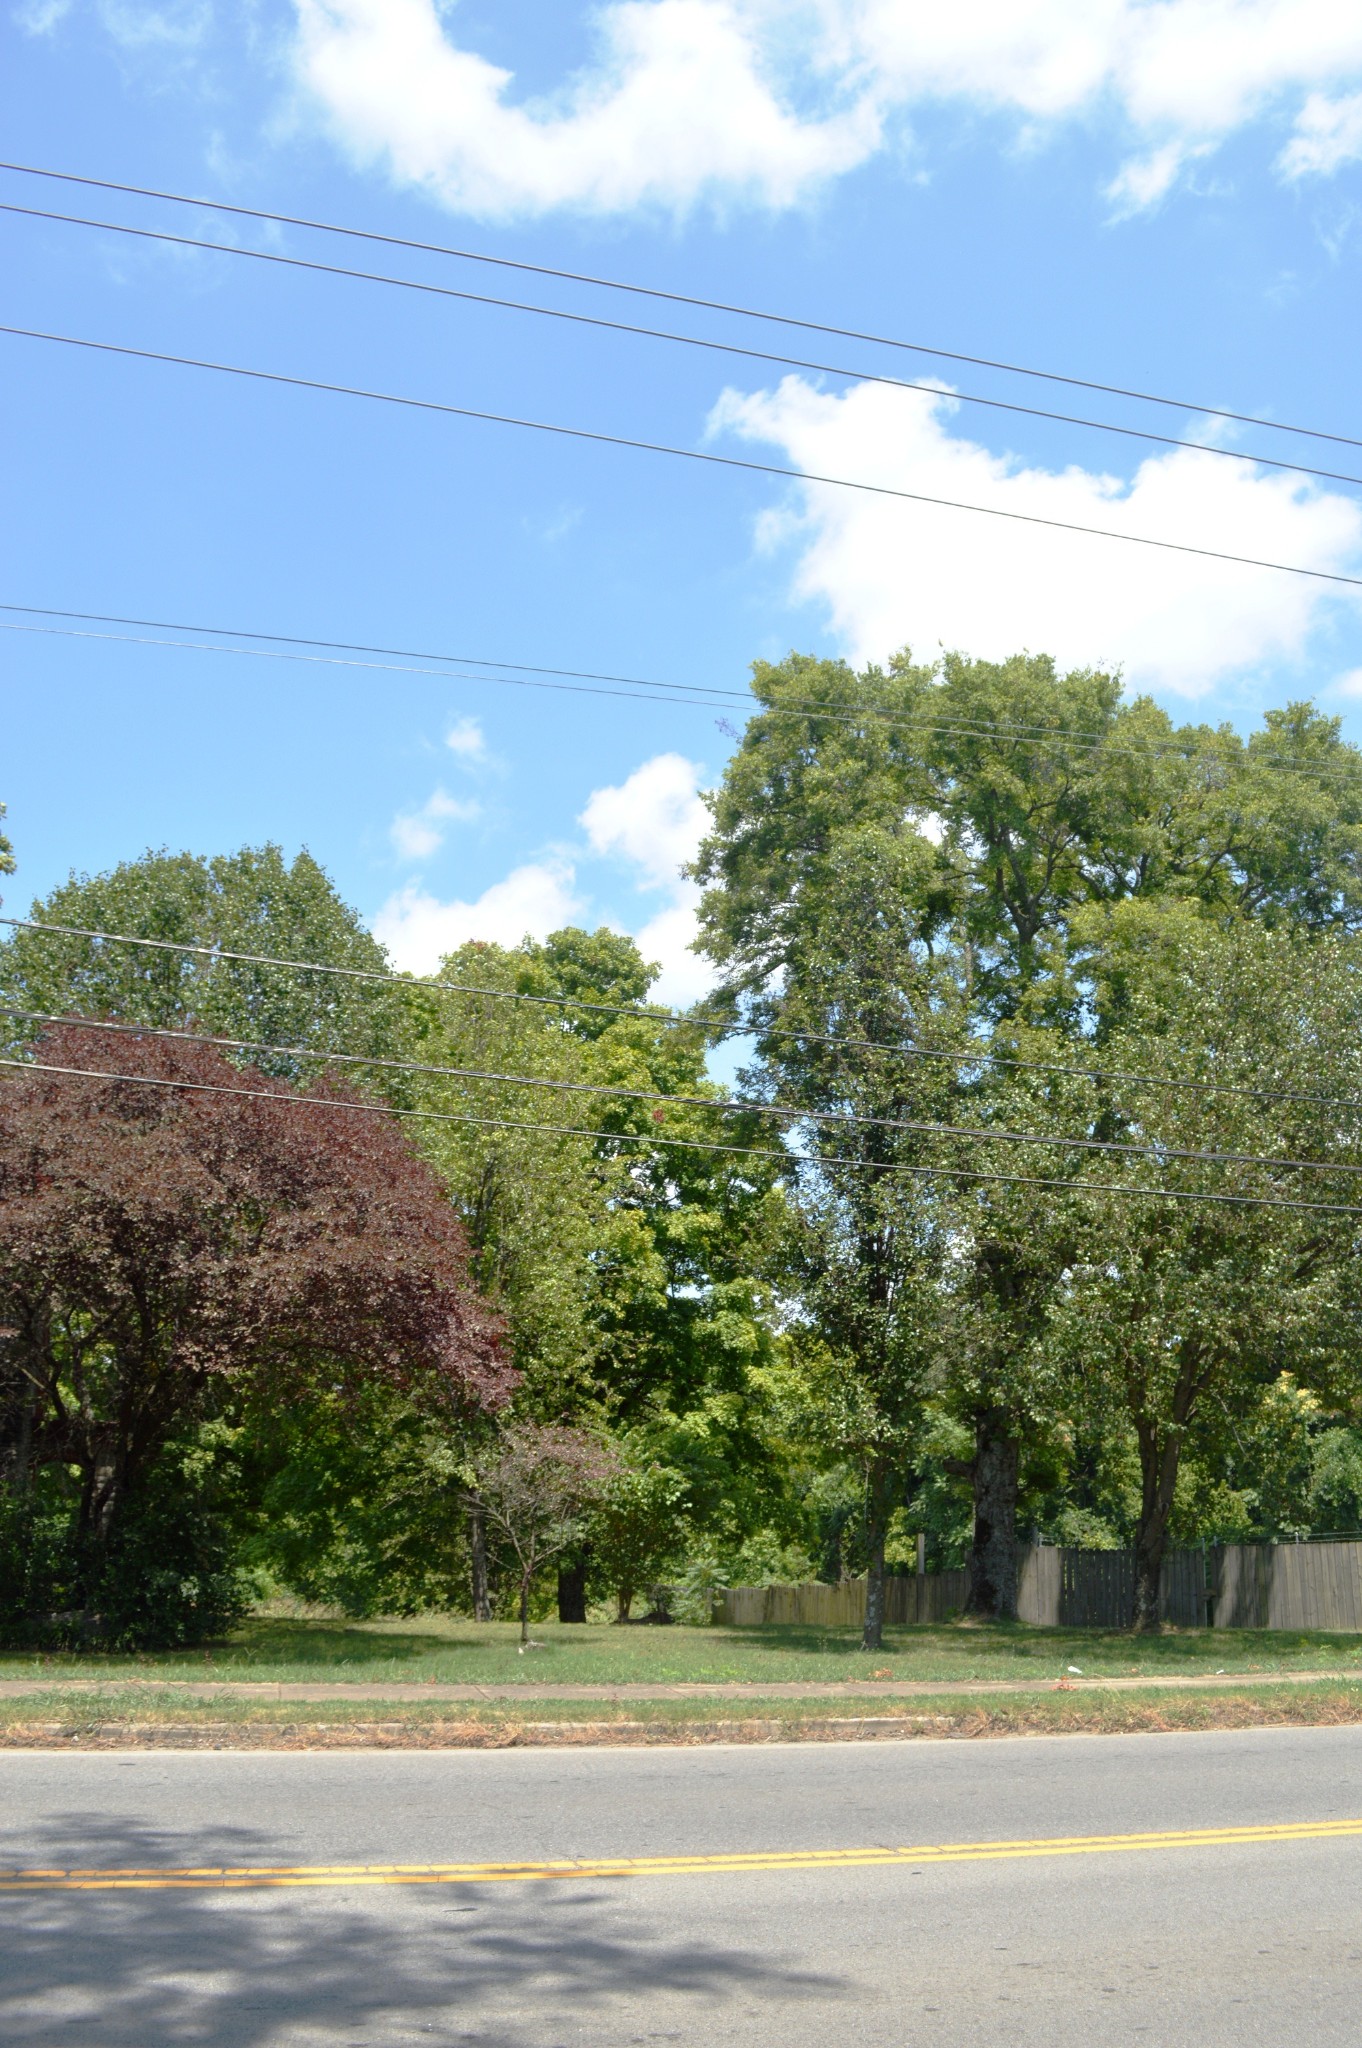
[403,927,789,1565]
[1308,1429,1362,1534]
[0,1430,250,1650]
[12,659,1362,1643]
[241,1390,472,1618]
[588,1460,691,1618]
[0,841,403,1079]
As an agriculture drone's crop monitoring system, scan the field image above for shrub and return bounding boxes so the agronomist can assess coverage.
[0,1435,251,1651]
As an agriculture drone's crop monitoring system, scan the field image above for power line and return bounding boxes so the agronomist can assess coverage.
[9,1005,1357,1181]
[0,601,731,699]
[6,602,1362,790]
[8,324,1362,597]
[8,198,1361,495]
[3,158,1357,456]
[6,914,1362,1117]
[0,619,735,717]
[5,1051,1359,1218]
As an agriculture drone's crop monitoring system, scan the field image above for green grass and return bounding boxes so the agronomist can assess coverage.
[5,1679,1362,1749]
[4,1613,1362,1687]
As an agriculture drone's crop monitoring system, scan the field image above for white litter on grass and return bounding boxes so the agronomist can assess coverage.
[1067,1666,1083,1675]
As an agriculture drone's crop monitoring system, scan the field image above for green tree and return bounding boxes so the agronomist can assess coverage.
[695,648,1362,1616]
[695,668,968,1645]
[588,1458,691,1620]
[405,927,784,1613]
[0,842,404,1076]
[1053,904,1362,1626]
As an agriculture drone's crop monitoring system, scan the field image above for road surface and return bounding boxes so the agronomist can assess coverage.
[3,1725,1360,2045]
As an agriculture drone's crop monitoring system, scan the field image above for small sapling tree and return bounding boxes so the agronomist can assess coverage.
[468,1423,618,1643]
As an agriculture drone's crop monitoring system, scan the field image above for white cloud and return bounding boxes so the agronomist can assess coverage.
[16,0,212,46]
[373,754,716,1001]
[290,0,1362,220]
[1280,91,1362,178]
[373,859,583,972]
[99,0,211,46]
[1331,667,1362,698]
[1104,138,1207,216]
[709,374,1362,697]
[389,787,480,861]
[292,0,878,219]
[580,753,712,1006]
[632,899,714,1008]
[13,0,73,32]
[579,751,709,890]
[445,716,487,762]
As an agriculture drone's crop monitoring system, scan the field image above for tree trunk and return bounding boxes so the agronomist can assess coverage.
[861,1456,891,1651]
[519,1571,530,1645]
[1132,1424,1181,1632]
[616,1585,634,1624]
[966,1409,1019,1620]
[468,1501,492,1622]
[557,1557,588,1623]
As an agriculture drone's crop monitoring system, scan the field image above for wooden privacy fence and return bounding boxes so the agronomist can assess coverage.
[1016,1546,1209,1628]
[716,1540,1362,1631]
[1213,1542,1362,1631]
[720,1571,969,1628]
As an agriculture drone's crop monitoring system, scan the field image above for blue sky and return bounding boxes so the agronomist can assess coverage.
[4,1,1362,1004]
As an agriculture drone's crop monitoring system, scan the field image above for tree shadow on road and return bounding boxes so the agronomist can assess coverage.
[2,1808,845,2046]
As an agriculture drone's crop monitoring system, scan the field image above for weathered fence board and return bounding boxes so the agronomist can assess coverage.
[1016,1543,1061,1625]
[1212,1542,1362,1631]
[719,1540,1362,1631]
[718,1571,968,1628]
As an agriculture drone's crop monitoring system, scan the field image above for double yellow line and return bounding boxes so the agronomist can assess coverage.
[4,1817,1361,1892]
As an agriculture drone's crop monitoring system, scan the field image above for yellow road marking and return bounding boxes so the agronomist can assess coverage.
[3,1818,1361,1892]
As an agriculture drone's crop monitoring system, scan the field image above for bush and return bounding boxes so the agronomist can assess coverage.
[83,1477,250,1650]
[0,1491,79,1637]
[0,1435,251,1651]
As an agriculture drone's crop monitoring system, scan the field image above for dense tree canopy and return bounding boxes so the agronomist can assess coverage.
[696,648,1362,1622]
[7,660,1362,1644]
[0,842,404,1078]
[0,1025,511,1569]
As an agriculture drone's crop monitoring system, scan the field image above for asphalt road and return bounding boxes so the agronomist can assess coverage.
[3,1726,1361,2046]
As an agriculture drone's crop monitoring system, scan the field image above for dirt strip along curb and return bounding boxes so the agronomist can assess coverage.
[2,1669,1362,1703]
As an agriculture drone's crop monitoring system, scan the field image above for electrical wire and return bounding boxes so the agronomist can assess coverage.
[7,198,1360,494]
[0,601,731,698]
[3,158,1357,455]
[8,324,1362,596]
[5,1051,1360,1218]
[9,1005,1358,1180]
[6,913,1362,1117]
[5,602,1362,790]
[0,619,735,717]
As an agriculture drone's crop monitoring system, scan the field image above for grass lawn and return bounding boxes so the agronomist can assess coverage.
[5,1680,1362,1749]
[3,1613,1362,1687]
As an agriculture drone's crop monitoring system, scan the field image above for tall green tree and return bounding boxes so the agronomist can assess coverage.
[404,926,785,1618]
[1053,904,1362,1625]
[694,648,1362,1616]
[694,663,968,1644]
